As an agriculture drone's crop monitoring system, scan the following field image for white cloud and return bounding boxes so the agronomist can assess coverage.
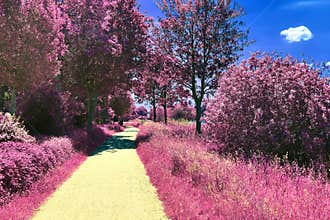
[326,61,330,67]
[280,26,313,43]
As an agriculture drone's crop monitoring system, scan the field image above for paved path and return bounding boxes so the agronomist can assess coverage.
[33,127,167,220]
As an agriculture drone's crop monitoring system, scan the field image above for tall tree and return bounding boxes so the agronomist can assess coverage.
[132,51,160,122]
[0,0,66,114]
[61,0,148,131]
[157,0,249,133]
[134,45,182,124]
[133,22,185,124]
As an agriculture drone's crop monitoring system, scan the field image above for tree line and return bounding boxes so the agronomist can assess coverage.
[0,0,249,133]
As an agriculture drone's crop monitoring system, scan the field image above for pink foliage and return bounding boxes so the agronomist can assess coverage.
[61,0,148,98]
[0,138,73,206]
[137,123,330,219]
[0,125,112,208]
[67,125,112,155]
[109,91,134,118]
[134,106,148,119]
[170,104,195,121]
[205,54,330,165]
[0,151,86,220]
[157,0,249,133]
[18,85,65,136]
[149,106,171,122]
[0,0,66,91]
[132,21,186,124]
[108,122,125,132]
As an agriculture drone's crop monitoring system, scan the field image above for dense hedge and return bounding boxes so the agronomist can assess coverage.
[0,125,109,206]
[0,138,73,205]
[205,54,330,165]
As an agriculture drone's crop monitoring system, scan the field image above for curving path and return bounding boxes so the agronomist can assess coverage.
[33,127,167,220]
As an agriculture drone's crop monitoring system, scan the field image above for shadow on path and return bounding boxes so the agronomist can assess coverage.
[89,130,136,156]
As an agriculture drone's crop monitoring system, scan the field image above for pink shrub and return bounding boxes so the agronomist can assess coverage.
[205,54,330,165]
[0,138,73,206]
[0,112,35,143]
[170,104,195,121]
[134,106,148,118]
[0,124,111,207]
[61,95,86,130]
[108,122,125,133]
[137,122,330,219]
[88,126,111,152]
[18,86,65,136]
[40,137,74,166]
[0,150,86,220]
[67,125,111,154]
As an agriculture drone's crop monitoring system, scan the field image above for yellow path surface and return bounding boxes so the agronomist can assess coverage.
[33,127,167,220]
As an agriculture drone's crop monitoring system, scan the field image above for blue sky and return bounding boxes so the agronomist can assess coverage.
[137,0,330,64]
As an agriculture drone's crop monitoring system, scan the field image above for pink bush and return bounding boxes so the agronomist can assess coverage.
[0,138,73,206]
[170,104,195,121]
[18,86,65,136]
[137,122,330,219]
[108,122,125,133]
[18,87,89,134]
[0,112,35,143]
[67,125,111,154]
[134,106,148,118]
[0,125,111,207]
[205,54,330,165]
[0,153,85,220]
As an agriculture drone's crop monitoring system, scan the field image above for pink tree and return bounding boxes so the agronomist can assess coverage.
[133,48,161,122]
[0,0,66,114]
[157,0,249,133]
[109,91,134,125]
[135,106,148,119]
[60,0,148,131]
[205,54,330,165]
[134,48,183,124]
[134,23,186,124]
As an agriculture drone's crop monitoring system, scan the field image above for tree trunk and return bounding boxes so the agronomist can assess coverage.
[152,100,156,122]
[163,104,168,125]
[152,86,157,122]
[0,86,4,112]
[119,118,124,126]
[101,96,109,123]
[87,95,96,132]
[9,89,16,115]
[195,101,202,134]
[163,89,168,125]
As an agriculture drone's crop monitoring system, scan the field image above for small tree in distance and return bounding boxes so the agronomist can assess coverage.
[110,92,133,125]
[135,106,148,119]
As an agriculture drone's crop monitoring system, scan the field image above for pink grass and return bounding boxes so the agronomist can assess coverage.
[137,122,330,219]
